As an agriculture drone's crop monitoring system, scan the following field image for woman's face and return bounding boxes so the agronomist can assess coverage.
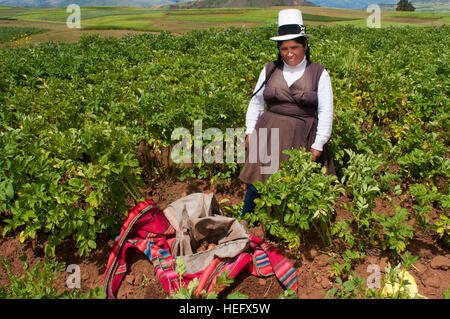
[279,39,307,66]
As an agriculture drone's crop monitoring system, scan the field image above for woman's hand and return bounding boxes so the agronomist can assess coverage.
[310,148,322,162]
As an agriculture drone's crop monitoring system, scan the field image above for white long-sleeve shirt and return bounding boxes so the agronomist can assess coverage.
[245,57,333,151]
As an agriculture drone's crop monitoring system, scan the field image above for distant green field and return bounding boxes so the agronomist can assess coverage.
[0,7,27,20]
[336,19,429,28]
[0,25,47,43]
[1,7,165,24]
[0,5,447,33]
[379,1,450,13]
[166,8,357,21]
[413,2,450,13]
[166,8,260,15]
[82,12,166,31]
[385,11,450,23]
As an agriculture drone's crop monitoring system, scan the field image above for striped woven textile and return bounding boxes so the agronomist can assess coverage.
[103,200,298,298]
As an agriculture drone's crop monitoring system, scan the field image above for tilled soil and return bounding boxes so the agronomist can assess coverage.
[0,178,448,299]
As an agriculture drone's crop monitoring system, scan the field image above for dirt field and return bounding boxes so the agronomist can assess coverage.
[1,177,448,299]
[0,19,156,47]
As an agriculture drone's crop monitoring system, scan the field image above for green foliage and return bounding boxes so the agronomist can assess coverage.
[0,123,143,257]
[325,272,368,299]
[277,288,297,299]
[440,286,450,299]
[328,249,365,279]
[0,255,63,299]
[248,148,344,251]
[0,255,105,299]
[218,198,243,221]
[326,255,423,299]
[374,206,414,255]
[399,251,419,270]
[339,150,383,249]
[396,132,449,182]
[434,214,450,247]
[330,219,355,248]
[0,24,448,263]
[335,149,417,255]
[0,26,46,44]
[329,109,393,176]
[379,263,424,299]
[408,183,448,232]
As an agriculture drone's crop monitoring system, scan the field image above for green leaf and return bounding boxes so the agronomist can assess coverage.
[205,292,218,299]
[226,291,248,299]
[87,240,97,249]
[5,182,14,199]
[175,256,186,275]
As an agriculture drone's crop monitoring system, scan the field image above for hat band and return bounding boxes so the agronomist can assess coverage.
[278,24,306,36]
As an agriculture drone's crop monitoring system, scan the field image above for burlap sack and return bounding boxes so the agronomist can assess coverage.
[163,193,250,274]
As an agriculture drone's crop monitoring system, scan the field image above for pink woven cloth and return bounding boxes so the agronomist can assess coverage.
[103,200,298,298]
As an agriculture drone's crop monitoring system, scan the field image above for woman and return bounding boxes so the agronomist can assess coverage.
[239,9,336,217]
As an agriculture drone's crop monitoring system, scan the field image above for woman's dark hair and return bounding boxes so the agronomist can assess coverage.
[250,36,310,98]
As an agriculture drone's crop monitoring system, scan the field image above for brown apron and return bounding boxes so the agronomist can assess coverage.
[239,60,336,185]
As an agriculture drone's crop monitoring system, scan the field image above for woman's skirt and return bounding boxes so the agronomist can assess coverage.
[239,111,335,185]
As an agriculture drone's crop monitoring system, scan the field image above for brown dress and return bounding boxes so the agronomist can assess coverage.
[239,60,336,185]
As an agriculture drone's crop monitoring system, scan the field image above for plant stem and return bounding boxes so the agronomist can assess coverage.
[120,180,139,203]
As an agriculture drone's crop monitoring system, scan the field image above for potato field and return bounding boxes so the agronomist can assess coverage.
[0,21,449,299]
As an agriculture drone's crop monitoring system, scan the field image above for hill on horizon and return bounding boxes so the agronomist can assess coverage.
[171,0,316,9]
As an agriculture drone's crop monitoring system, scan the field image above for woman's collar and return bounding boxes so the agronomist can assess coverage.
[283,57,307,70]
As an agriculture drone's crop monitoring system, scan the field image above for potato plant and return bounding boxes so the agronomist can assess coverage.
[247,148,344,251]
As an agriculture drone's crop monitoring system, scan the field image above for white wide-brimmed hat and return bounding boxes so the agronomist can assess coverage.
[270,9,311,41]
